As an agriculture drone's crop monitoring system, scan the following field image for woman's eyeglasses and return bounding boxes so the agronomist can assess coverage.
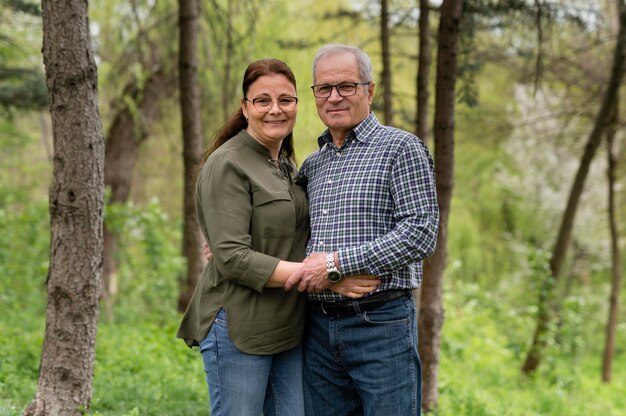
[244,96,298,113]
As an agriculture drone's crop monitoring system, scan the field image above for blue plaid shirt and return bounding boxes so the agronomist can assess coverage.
[301,112,439,301]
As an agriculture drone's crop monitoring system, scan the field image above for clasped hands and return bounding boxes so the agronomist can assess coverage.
[201,243,379,299]
[284,252,380,299]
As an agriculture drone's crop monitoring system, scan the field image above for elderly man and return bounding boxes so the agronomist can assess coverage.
[285,44,439,416]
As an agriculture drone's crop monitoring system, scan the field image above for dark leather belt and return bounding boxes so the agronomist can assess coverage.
[316,289,410,317]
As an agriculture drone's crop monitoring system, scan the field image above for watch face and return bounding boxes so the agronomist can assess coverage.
[327,270,342,283]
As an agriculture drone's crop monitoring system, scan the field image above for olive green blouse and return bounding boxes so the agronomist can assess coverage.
[176,130,309,354]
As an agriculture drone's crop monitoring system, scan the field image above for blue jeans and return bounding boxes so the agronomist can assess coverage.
[303,293,420,416]
[199,309,305,416]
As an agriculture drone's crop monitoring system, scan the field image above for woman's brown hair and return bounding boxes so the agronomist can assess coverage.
[200,58,297,165]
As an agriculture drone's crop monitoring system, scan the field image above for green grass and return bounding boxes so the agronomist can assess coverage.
[2,286,624,415]
[1,194,624,415]
[0,317,210,416]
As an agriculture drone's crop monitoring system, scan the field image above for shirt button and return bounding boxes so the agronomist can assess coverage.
[322,209,328,215]
[335,152,340,156]
[327,179,333,184]
[318,241,324,246]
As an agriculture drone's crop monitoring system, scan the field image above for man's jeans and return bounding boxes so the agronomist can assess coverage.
[199,308,305,416]
[304,293,420,416]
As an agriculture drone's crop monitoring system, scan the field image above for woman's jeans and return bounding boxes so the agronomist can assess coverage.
[199,308,304,416]
[303,293,421,416]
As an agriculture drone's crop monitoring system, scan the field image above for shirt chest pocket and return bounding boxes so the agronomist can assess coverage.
[251,189,296,239]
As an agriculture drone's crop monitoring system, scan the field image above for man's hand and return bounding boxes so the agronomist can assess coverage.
[330,275,380,298]
[202,241,213,261]
[284,252,331,292]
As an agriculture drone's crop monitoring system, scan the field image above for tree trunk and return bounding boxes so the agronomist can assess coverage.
[102,67,173,319]
[221,0,235,123]
[602,98,621,383]
[522,0,626,375]
[26,0,105,414]
[413,0,433,321]
[419,0,464,412]
[177,0,206,312]
[416,0,431,142]
[380,0,393,125]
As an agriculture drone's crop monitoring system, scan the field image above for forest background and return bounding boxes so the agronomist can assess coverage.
[1,0,625,415]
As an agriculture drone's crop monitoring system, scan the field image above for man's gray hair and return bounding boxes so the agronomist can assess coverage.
[312,44,374,84]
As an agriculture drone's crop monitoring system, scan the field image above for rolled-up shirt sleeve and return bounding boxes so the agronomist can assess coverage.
[197,154,279,293]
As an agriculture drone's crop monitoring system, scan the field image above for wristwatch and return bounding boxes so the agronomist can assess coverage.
[325,252,342,283]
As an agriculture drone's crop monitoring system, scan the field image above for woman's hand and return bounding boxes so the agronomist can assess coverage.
[202,241,213,261]
[329,275,380,298]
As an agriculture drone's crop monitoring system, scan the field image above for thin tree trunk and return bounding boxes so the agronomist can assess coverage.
[522,0,626,375]
[26,0,104,414]
[416,0,431,142]
[533,0,544,94]
[419,0,464,411]
[102,68,173,320]
[602,98,621,383]
[380,0,393,125]
[221,0,234,123]
[413,0,433,320]
[177,0,206,312]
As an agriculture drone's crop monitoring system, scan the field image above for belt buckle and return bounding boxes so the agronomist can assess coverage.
[320,300,338,316]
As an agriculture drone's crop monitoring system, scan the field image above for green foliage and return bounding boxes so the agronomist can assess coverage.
[1,196,624,414]
[88,322,209,416]
[436,280,626,416]
[0,321,210,416]
[0,66,47,113]
[0,0,46,112]
[3,0,40,16]
[0,192,49,324]
[103,197,187,324]
[0,195,200,415]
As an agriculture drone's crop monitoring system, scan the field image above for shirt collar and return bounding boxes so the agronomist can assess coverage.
[316,112,380,149]
[239,129,289,167]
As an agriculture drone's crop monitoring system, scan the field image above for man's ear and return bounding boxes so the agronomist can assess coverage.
[367,82,376,105]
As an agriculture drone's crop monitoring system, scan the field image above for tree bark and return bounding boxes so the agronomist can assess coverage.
[419,0,464,412]
[413,0,431,316]
[522,0,626,375]
[413,0,433,316]
[220,0,235,123]
[27,0,105,414]
[602,98,621,383]
[380,0,393,125]
[102,67,173,319]
[416,0,431,142]
[177,0,206,312]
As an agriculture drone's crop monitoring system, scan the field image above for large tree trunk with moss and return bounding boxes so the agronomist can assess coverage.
[419,0,464,412]
[177,0,205,312]
[522,0,626,375]
[26,0,105,414]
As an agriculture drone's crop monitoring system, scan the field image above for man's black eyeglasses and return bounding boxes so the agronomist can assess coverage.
[310,82,370,98]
